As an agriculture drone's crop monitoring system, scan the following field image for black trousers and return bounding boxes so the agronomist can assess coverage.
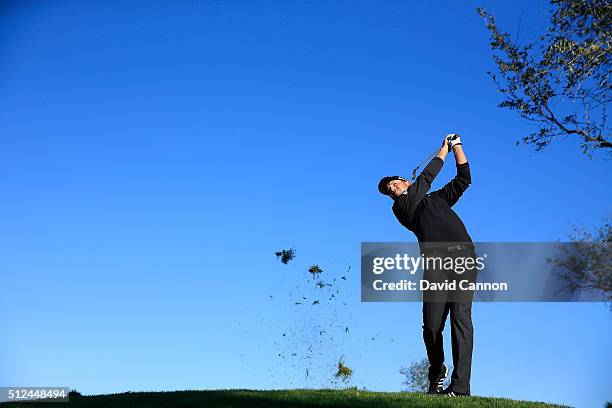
[422,248,476,394]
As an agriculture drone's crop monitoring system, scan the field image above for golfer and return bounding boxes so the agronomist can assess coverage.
[378,134,475,397]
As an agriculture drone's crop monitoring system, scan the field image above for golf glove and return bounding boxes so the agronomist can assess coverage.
[446,133,462,148]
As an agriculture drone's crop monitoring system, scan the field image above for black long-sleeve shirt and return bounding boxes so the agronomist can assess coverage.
[392,157,473,250]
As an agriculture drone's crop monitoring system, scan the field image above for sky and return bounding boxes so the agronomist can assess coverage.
[0,1,610,407]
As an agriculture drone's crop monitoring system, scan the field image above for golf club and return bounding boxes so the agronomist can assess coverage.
[410,148,439,181]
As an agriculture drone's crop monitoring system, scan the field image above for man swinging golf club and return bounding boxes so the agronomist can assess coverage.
[378,134,475,397]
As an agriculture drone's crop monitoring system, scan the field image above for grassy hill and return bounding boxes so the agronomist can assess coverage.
[0,389,571,408]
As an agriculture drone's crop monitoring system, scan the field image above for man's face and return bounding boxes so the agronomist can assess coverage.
[386,179,410,199]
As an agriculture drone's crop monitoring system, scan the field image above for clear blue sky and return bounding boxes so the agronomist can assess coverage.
[1,1,610,407]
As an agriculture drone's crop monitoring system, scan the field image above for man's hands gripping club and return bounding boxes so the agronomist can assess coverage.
[410,134,468,181]
[436,133,467,164]
[447,133,462,148]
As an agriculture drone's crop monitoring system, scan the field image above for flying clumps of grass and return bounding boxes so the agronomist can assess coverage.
[335,359,353,380]
[275,248,296,264]
[309,264,323,276]
[316,281,328,289]
[271,247,355,386]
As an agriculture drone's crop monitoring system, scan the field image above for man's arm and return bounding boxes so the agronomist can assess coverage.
[394,137,449,219]
[436,137,450,161]
[432,142,471,207]
[453,143,468,165]
[408,136,449,202]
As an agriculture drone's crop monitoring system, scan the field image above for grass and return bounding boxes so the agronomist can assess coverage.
[0,389,571,408]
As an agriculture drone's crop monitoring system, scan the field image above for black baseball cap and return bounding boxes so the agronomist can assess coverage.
[378,175,407,195]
